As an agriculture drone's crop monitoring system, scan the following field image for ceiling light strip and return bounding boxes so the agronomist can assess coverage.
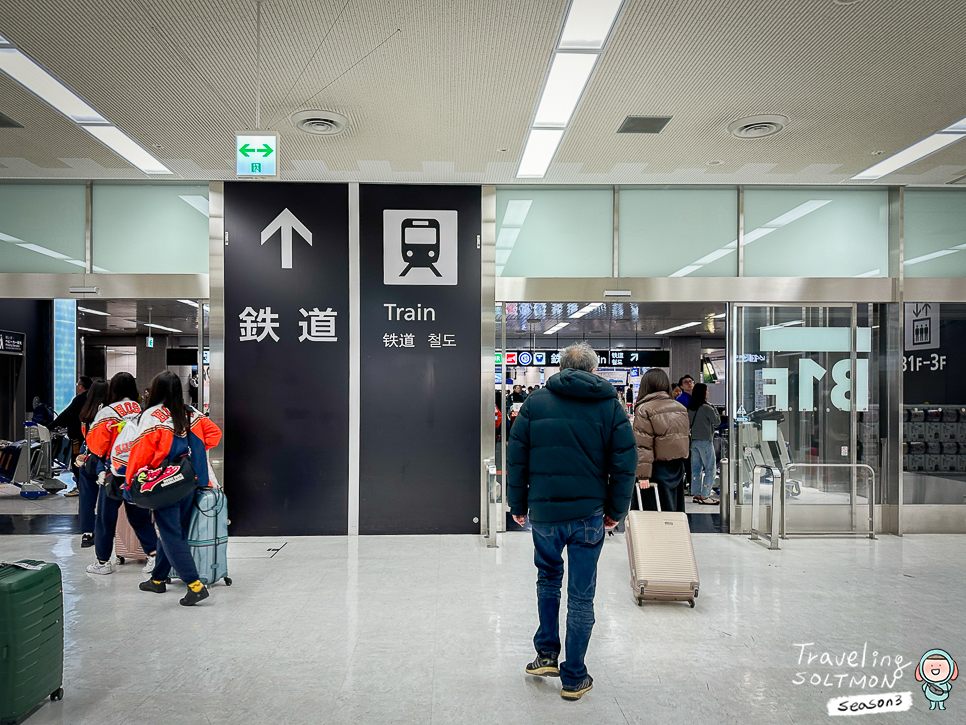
[515,0,624,178]
[852,119,966,180]
[654,321,702,335]
[0,42,170,174]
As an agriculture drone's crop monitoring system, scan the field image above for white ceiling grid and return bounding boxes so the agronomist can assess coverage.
[1,0,966,184]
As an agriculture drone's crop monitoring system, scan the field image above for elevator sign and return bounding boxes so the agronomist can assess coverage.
[236,134,277,177]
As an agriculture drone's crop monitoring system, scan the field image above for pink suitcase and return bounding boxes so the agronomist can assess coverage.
[114,505,147,565]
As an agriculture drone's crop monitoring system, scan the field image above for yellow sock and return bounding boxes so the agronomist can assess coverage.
[188,580,204,593]
[152,580,164,585]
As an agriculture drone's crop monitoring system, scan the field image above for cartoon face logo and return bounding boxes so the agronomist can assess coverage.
[916,649,958,711]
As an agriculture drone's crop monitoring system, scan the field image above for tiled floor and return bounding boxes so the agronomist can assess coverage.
[0,531,962,724]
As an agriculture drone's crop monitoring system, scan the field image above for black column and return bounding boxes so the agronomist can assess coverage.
[224,182,349,535]
[358,185,482,534]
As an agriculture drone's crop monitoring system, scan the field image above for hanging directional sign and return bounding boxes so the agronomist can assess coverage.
[236,133,277,177]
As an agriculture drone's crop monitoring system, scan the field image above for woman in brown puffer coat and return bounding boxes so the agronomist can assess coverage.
[632,368,690,512]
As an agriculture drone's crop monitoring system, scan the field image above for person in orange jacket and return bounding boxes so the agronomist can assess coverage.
[127,371,222,606]
[85,371,158,576]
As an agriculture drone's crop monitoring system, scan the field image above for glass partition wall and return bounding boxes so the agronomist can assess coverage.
[731,305,883,536]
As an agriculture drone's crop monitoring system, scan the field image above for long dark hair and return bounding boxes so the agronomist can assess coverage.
[79,380,109,426]
[688,383,709,411]
[145,371,188,435]
[108,371,139,404]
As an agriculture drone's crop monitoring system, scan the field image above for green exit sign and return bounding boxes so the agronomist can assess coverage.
[495,352,502,365]
[236,133,277,177]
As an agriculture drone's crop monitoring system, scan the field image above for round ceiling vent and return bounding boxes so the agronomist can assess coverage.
[728,114,787,139]
[290,110,348,136]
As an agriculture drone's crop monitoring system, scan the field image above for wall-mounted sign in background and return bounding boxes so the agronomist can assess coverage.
[905,302,939,352]
[496,349,670,368]
[224,182,349,535]
[360,185,481,534]
[904,303,964,405]
[0,330,25,355]
[236,134,277,177]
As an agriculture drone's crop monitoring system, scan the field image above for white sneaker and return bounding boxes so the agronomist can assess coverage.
[141,555,156,575]
[86,560,115,575]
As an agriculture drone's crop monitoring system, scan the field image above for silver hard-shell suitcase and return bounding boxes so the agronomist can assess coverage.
[625,486,699,608]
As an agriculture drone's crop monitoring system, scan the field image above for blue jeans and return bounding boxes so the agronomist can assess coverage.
[531,514,605,687]
[94,486,158,563]
[77,463,99,534]
[151,493,199,584]
[690,440,716,499]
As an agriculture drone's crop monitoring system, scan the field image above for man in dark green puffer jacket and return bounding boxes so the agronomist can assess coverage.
[507,341,636,701]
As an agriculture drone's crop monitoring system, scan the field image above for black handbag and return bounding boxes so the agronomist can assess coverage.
[128,455,197,510]
[104,473,126,501]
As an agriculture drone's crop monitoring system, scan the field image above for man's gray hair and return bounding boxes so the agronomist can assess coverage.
[559,341,598,372]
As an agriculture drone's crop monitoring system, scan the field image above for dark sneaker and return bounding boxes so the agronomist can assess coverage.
[80,533,94,548]
[561,676,594,700]
[139,579,166,593]
[525,654,559,677]
[180,586,210,607]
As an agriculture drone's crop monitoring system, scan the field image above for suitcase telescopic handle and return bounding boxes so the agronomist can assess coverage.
[635,483,661,512]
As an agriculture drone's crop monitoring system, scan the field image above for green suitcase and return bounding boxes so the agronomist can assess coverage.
[0,560,64,725]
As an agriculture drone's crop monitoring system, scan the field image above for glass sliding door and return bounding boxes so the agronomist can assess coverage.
[731,305,882,536]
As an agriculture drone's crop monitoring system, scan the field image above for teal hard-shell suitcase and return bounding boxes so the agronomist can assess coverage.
[171,488,232,587]
[0,560,64,725]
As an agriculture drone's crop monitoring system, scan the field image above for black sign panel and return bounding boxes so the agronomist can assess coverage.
[359,185,481,534]
[0,330,25,355]
[508,349,669,368]
[224,182,349,535]
[905,308,966,405]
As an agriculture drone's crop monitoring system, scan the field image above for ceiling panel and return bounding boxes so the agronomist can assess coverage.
[75,298,205,336]
[1,1,966,184]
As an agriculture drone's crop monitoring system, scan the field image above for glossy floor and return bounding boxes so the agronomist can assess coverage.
[0,532,962,724]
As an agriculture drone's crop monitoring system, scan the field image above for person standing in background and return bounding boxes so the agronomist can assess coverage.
[688,383,720,505]
[53,376,92,494]
[633,369,690,512]
[676,375,695,407]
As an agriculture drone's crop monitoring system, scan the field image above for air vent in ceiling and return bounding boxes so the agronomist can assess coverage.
[728,114,787,139]
[0,112,22,128]
[617,116,671,134]
[291,110,348,136]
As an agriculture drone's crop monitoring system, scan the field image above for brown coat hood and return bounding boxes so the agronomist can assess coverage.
[633,391,690,479]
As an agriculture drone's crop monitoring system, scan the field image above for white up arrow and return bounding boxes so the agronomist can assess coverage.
[260,208,312,269]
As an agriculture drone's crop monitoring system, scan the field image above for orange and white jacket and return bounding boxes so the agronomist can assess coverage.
[126,404,222,485]
[85,399,141,461]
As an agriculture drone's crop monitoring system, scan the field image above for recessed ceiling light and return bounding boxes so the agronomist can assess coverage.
[77,326,99,333]
[177,299,200,308]
[517,129,564,178]
[706,160,723,166]
[832,0,863,5]
[81,125,172,174]
[77,306,109,316]
[558,0,624,50]
[533,53,598,128]
[0,48,107,124]
[852,124,966,180]
[654,321,702,335]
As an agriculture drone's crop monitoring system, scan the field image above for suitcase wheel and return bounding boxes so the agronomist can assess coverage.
[50,687,64,701]
[636,598,643,607]
[689,600,695,609]
[116,556,125,565]
[224,577,233,586]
